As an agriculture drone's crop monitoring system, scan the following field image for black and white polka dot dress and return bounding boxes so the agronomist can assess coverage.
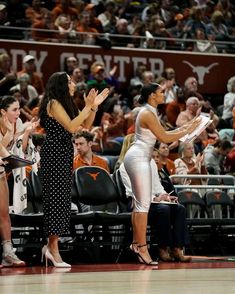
[40,112,73,237]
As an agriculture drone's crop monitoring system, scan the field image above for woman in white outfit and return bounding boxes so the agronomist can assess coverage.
[123,83,201,265]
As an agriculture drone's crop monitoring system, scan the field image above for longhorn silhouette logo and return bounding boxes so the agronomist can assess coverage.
[185,191,192,199]
[183,60,219,85]
[87,172,100,180]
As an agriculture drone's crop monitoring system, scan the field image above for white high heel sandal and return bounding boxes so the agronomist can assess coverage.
[41,246,71,268]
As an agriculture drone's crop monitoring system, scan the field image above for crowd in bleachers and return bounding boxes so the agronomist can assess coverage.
[0,46,235,187]
[0,0,235,52]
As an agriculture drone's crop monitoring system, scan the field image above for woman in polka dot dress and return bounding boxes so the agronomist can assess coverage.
[39,72,109,267]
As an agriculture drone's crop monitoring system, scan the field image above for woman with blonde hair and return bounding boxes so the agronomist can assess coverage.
[114,134,135,171]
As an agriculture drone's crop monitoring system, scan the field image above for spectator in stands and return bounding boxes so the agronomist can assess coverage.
[183,77,211,112]
[154,141,176,176]
[0,53,17,96]
[204,139,233,175]
[17,55,44,96]
[147,18,174,50]
[165,87,186,127]
[158,0,176,28]
[25,0,49,24]
[206,10,229,42]
[193,28,218,53]
[111,18,134,47]
[224,147,235,175]
[176,96,208,152]
[76,11,98,45]
[71,67,85,84]
[221,76,235,128]
[31,10,59,43]
[73,130,110,172]
[183,6,207,40]
[162,67,179,91]
[100,99,125,144]
[129,63,146,88]
[215,0,235,30]
[142,71,155,86]
[64,56,78,75]
[169,13,186,40]
[0,142,26,267]
[51,0,78,22]
[97,0,117,33]
[54,14,77,43]
[10,73,38,104]
[164,77,177,104]
[174,142,207,186]
[86,62,109,92]
[84,3,103,33]
[128,15,142,35]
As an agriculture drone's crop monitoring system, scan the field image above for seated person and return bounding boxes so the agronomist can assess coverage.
[174,142,208,186]
[204,139,233,175]
[73,130,110,173]
[119,149,191,262]
[154,141,176,176]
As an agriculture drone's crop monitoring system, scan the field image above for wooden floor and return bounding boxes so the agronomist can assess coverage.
[1,257,235,294]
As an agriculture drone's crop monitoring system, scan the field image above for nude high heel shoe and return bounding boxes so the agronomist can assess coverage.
[44,249,71,268]
[41,245,47,263]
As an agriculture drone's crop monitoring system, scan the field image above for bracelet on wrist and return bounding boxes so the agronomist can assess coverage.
[91,107,98,112]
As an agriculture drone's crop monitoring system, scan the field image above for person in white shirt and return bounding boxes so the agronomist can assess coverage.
[222,76,235,128]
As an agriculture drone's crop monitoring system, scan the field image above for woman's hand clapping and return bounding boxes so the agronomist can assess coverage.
[84,88,110,110]
[92,88,110,108]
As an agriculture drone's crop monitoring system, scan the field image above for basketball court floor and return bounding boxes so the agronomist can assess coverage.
[1,257,235,294]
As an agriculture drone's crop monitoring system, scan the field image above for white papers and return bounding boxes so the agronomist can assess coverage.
[179,115,213,143]
[151,200,177,205]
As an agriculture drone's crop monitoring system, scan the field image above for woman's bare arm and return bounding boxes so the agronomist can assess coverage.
[140,110,201,143]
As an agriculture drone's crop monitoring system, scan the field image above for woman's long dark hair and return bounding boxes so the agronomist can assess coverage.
[0,95,17,112]
[39,72,78,125]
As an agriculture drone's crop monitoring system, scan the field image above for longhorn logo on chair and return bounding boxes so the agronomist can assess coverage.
[214,192,221,200]
[86,172,100,180]
[185,192,192,199]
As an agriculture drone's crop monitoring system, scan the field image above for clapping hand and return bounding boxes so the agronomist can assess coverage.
[84,88,98,108]
[24,117,40,134]
[195,153,204,170]
[92,88,110,108]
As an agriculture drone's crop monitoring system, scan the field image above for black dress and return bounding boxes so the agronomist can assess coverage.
[40,112,73,236]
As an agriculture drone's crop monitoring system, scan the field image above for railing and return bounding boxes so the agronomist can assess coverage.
[170,174,235,198]
[1,25,235,54]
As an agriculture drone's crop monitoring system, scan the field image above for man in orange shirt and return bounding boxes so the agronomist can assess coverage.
[73,131,110,173]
